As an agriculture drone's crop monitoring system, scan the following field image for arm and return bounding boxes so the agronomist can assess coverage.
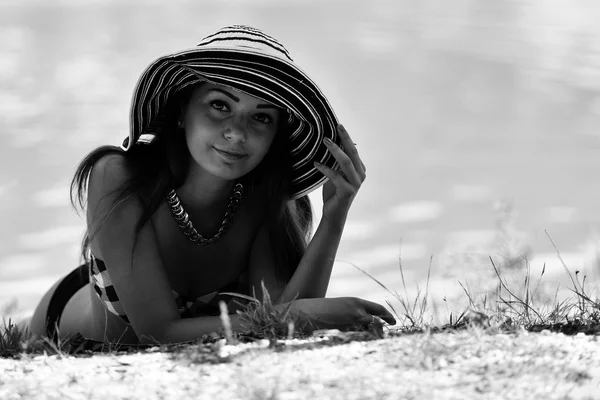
[249,124,365,304]
[248,212,346,304]
[286,124,366,300]
[248,230,397,329]
[278,215,345,302]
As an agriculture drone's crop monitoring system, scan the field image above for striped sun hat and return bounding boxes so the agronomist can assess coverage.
[121,25,340,199]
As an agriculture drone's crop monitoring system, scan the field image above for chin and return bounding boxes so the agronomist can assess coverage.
[208,164,253,181]
[218,170,248,181]
[211,156,262,181]
[189,152,253,181]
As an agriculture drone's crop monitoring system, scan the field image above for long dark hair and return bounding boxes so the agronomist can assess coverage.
[70,82,313,285]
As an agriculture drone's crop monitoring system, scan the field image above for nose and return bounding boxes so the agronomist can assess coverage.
[224,116,247,143]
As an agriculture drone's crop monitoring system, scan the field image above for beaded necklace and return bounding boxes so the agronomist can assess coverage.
[165,183,244,245]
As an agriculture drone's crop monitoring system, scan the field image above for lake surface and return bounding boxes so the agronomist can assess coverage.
[2,0,600,317]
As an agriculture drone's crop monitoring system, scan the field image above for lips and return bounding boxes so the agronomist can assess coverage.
[214,147,247,161]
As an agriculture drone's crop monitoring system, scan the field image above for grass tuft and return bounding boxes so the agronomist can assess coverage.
[0,318,30,358]
[351,241,433,331]
[224,280,314,341]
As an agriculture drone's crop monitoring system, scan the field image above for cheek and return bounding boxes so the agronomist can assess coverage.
[253,131,277,157]
[185,117,219,145]
[184,129,200,152]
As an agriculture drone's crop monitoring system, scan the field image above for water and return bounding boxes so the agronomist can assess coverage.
[2,0,600,316]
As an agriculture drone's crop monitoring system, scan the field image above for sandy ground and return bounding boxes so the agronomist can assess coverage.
[1,329,599,400]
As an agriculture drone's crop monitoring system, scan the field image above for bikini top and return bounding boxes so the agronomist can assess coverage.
[89,253,249,324]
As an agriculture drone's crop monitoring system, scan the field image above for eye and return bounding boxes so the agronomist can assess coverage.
[210,100,230,112]
[253,113,273,125]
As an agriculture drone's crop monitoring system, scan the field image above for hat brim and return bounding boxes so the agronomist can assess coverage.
[124,47,340,200]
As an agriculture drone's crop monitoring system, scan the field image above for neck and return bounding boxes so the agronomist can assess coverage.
[177,166,235,208]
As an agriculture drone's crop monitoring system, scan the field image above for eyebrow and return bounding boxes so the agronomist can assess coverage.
[209,88,278,110]
[210,88,240,102]
[256,104,279,110]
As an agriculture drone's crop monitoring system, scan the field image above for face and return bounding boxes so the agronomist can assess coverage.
[181,83,281,182]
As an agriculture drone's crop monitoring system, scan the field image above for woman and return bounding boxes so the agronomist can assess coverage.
[27,25,395,345]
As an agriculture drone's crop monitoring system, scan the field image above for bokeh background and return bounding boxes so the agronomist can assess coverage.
[2,0,600,321]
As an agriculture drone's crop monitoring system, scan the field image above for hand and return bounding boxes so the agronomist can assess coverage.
[314,124,366,225]
[290,297,396,331]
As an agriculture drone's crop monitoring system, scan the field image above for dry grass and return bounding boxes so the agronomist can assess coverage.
[349,230,600,338]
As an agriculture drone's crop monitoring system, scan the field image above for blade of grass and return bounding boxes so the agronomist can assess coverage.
[545,230,582,293]
[489,256,542,322]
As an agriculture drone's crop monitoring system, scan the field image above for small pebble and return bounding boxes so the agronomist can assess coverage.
[437,357,448,368]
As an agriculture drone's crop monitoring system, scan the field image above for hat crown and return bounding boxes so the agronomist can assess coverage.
[197,25,293,61]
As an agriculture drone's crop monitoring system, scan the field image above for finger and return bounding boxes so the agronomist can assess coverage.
[337,125,366,180]
[314,161,355,196]
[356,313,385,328]
[361,300,397,325]
[323,137,362,187]
[357,313,376,327]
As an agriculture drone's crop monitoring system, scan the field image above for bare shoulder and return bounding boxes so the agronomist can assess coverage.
[88,152,134,195]
[86,152,141,224]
